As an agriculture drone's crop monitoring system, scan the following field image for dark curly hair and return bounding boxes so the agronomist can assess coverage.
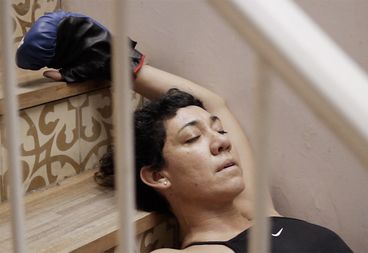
[95,88,204,213]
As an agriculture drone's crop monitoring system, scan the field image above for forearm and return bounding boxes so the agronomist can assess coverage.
[133,65,224,111]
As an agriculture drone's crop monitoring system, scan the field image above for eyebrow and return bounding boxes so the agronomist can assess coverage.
[210,115,220,123]
[177,115,220,134]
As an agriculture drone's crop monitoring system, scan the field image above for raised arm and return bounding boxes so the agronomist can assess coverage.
[134,65,279,219]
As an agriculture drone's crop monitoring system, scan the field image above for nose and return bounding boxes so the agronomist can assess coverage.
[210,131,232,155]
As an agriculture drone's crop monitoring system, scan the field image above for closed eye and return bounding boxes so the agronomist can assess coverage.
[185,136,200,144]
[218,130,228,135]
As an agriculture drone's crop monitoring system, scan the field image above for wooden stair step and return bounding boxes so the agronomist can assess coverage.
[0,169,166,253]
[0,68,110,115]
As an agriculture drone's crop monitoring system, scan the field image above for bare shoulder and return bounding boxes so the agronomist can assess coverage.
[151,247,212,253]
[151,248,182,253]
[151,247,203,253]
[152,245,235,253]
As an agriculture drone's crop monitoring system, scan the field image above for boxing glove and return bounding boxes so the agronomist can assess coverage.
[16,10,144,83]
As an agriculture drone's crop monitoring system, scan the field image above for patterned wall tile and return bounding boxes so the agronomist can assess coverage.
[12,0,60,44]
[136,219,179,253]
[105,219,179,253]
[79,89,144,172]
[27,97,79,190]
[0,88,143,201]
[78,89,113,171]
[1,97,80,199]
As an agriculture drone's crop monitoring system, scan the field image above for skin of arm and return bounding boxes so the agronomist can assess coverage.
[134,65,279,219]
[151,249,181,253]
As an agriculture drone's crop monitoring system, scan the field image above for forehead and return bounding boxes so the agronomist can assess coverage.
[164,105,211,132]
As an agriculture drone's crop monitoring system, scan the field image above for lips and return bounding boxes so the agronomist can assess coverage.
[216,159,237,172]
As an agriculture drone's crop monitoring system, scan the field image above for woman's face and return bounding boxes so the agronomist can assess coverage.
[161,105,244,204]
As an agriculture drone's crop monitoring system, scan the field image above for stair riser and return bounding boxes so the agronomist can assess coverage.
[0,88,117,201]
[11,0,61,47]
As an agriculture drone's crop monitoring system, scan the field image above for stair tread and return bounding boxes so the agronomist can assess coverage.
[0,68,110,115]
[0,169,165,253]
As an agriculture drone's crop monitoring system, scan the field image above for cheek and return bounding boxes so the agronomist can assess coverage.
[164,141,208,166]
[165,149,212,182]
[177,148,210,171]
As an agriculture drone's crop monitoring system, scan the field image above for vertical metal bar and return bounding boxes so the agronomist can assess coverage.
[112,0,135,252]
[0,1,27,252]
[249,56,271,253]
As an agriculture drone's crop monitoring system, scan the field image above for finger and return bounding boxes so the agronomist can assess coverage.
[43,70,64,81]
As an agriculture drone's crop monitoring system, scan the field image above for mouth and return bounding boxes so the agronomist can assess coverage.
[216,159,237,173]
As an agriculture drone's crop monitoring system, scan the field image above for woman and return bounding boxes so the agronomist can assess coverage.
[24,11,352,252]
[94,64,352,253]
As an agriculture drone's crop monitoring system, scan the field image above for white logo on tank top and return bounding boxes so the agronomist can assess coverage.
[272,228,284,237]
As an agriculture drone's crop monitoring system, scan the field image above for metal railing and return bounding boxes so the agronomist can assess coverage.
[0,0,27,252]
[1,0,367,252]
[112,1,136,253]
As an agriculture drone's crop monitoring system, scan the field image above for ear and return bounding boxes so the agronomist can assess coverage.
[140,166,171,190]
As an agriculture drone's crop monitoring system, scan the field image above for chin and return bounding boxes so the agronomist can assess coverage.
[220,179,245,199]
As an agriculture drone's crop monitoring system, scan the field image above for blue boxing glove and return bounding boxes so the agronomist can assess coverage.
[16,11,86,71]
[16,10,144,83]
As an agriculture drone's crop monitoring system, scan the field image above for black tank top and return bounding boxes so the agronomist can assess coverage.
[185,217,352,253]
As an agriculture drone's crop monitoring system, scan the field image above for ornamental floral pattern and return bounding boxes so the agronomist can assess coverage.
[12,0,60,44]
[0,89,144,200]
[0,89,112,200]
[136,219,179,253]
[104,219,179,253]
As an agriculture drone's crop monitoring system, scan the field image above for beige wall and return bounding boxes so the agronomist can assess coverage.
[63,0,368,252]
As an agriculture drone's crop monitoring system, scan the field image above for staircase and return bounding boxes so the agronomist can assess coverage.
[0,169,177,253]
[0,1,178,252]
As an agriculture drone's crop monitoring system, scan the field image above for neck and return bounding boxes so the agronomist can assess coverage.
[171,199,251,248]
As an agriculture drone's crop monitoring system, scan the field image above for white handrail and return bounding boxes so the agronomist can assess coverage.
[208,1,368,253]
[113,0,136,252]
[0,0,27,252]
[208,0,368,167]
